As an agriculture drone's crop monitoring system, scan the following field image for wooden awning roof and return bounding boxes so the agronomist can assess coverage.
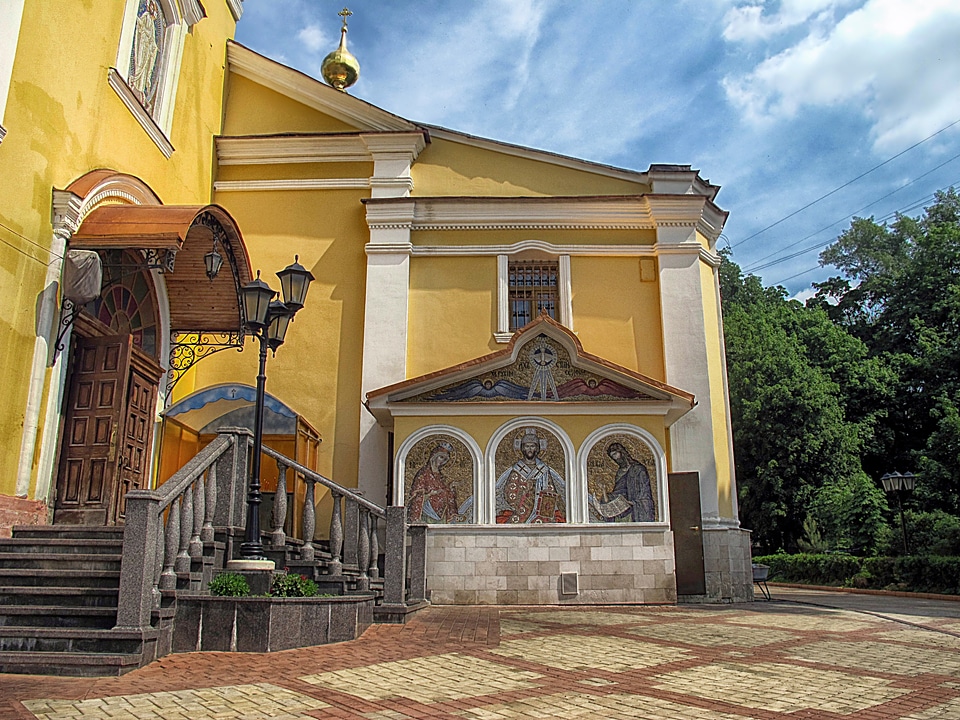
[71,204,253,333]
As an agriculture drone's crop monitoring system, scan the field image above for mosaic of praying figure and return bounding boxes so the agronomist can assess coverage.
[495,427,566,523]
[405,437,474,523]
[587,437,657,523]
[130,0,164,112]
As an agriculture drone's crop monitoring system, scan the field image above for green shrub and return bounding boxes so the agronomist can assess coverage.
[271,571,320,597]
[877,511,960,557]
[752,552,861,585]
[208,572,250,597]
[862,556,960,595]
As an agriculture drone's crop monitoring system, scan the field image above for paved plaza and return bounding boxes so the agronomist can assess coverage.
[2,588,960,719]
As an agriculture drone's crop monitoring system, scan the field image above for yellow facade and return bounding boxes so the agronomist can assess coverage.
[0,3,749,600]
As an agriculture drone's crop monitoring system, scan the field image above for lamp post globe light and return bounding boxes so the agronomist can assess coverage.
[881,471,918,556]
[237,258,313,563]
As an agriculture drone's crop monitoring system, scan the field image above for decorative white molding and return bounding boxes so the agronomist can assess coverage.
[0,123,6,144]
[51,190,83,240]
[226,0,243,21]
[227,42,418,132]
[384,402,677,418]
[496,255,509,340]
[182,0,205,26]
[413,239,709,259]
[558,255,573,332]
[214,178,370,192]
[365,242,413,256]
[108,69,175,158]
[216,132,425,166]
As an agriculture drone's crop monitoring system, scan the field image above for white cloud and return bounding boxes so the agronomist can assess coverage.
[297,24,329,53]
[723,0,852,42]
[722,0,960,151]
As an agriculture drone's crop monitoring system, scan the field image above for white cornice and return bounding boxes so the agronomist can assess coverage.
[51,190,83,240]
[365,242,413,256]
[0,124,6,144]
[226,0,243,21]
[216,132,425,166]
[425,126,651,186]
[108,69,174,158]
[181,0,205,26]
[410,240,714,260]
[214,178,370,192]
[226,42,418,132]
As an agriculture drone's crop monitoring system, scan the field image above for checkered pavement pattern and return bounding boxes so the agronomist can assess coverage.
[4,599,960,719]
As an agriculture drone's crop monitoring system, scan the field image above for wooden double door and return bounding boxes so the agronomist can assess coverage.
[55,334,163,526]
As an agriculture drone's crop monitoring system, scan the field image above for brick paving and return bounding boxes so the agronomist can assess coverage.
[3,590,960,720]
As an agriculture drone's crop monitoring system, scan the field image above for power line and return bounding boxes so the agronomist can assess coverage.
[765,179,960,286]
[744,158,960,274]
[730,117,960,250]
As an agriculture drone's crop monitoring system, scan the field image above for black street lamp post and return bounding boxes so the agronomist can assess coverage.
[238,258,313,562]
[881,471,917,556]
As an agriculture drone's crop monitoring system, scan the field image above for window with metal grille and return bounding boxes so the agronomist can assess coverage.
[508,260,558,330]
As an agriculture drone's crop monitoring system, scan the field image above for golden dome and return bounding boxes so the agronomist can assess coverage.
[322,8,360,92]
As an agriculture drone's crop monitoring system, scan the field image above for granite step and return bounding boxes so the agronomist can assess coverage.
[0,538,123,555]
[0,552,122,571]
[0,626,154,654]
[0,586,118,608]
[11,525,126,541]
[0,568,120,588]
[0,650,142,677]
[0,605,117,629]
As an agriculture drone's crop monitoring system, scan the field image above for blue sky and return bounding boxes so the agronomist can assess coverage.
[235,0,960,299]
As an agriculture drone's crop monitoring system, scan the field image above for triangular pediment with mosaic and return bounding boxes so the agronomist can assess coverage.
[367,316,694,413]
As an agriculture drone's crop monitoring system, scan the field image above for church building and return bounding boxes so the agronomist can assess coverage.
[0,0,752,605]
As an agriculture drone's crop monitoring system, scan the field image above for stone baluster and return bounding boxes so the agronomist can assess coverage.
[154,523,164,602]
[190,476,204,560]
[328,492,343,575]
[343,496,359,572]
[300,476,316,561]
[201,463,217,544]
[175,485,193,573]
[159,499,180,589]
[270,462,288,548]
[357,508,371,591]
[369,515,380,580]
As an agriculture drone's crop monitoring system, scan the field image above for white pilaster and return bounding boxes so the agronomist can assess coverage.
[657,229,722,526]
[16,190,82,498]
[359,200,415,504]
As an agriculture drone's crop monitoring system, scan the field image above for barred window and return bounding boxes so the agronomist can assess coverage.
[509,260,558,330]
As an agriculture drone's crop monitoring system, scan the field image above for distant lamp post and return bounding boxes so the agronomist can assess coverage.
[881,471,917,555]
[238,258,314,562]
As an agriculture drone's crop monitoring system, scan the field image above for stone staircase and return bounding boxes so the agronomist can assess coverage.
[0,525,159,676]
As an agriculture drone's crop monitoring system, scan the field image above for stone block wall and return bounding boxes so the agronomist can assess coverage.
[702,526,754,602]
[424,525,676,604]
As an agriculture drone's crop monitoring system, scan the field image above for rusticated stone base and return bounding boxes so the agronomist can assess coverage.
[700,526,754,602]
[425,525,677,605]
[0,495,49,537]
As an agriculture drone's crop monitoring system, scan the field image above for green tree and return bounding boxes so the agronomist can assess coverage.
[814,189,960,514]
[721,257,872,552]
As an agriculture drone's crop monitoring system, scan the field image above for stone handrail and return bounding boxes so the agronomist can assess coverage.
[258,445,424,606]
[115,427,252,631]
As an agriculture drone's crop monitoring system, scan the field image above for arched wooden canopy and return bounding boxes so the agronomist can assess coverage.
[71,203,253,333]
[69,201,254,395]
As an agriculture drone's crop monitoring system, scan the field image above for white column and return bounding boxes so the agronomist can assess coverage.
[16,190,82,498]
[359,202,415,504]
[657,229,722,526]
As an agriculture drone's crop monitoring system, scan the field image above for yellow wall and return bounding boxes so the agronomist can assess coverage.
[413,137,650,197]
[571,256,665,378]
[202,186,368,489]
[0,0,237,498]
[407,256,498,374]
[222,73,358,135]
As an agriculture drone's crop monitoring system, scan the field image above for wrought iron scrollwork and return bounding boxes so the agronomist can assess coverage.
[51,299,83,365]
[194,212,246,327]
[166,330,245,398]
[143,247,177,273]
